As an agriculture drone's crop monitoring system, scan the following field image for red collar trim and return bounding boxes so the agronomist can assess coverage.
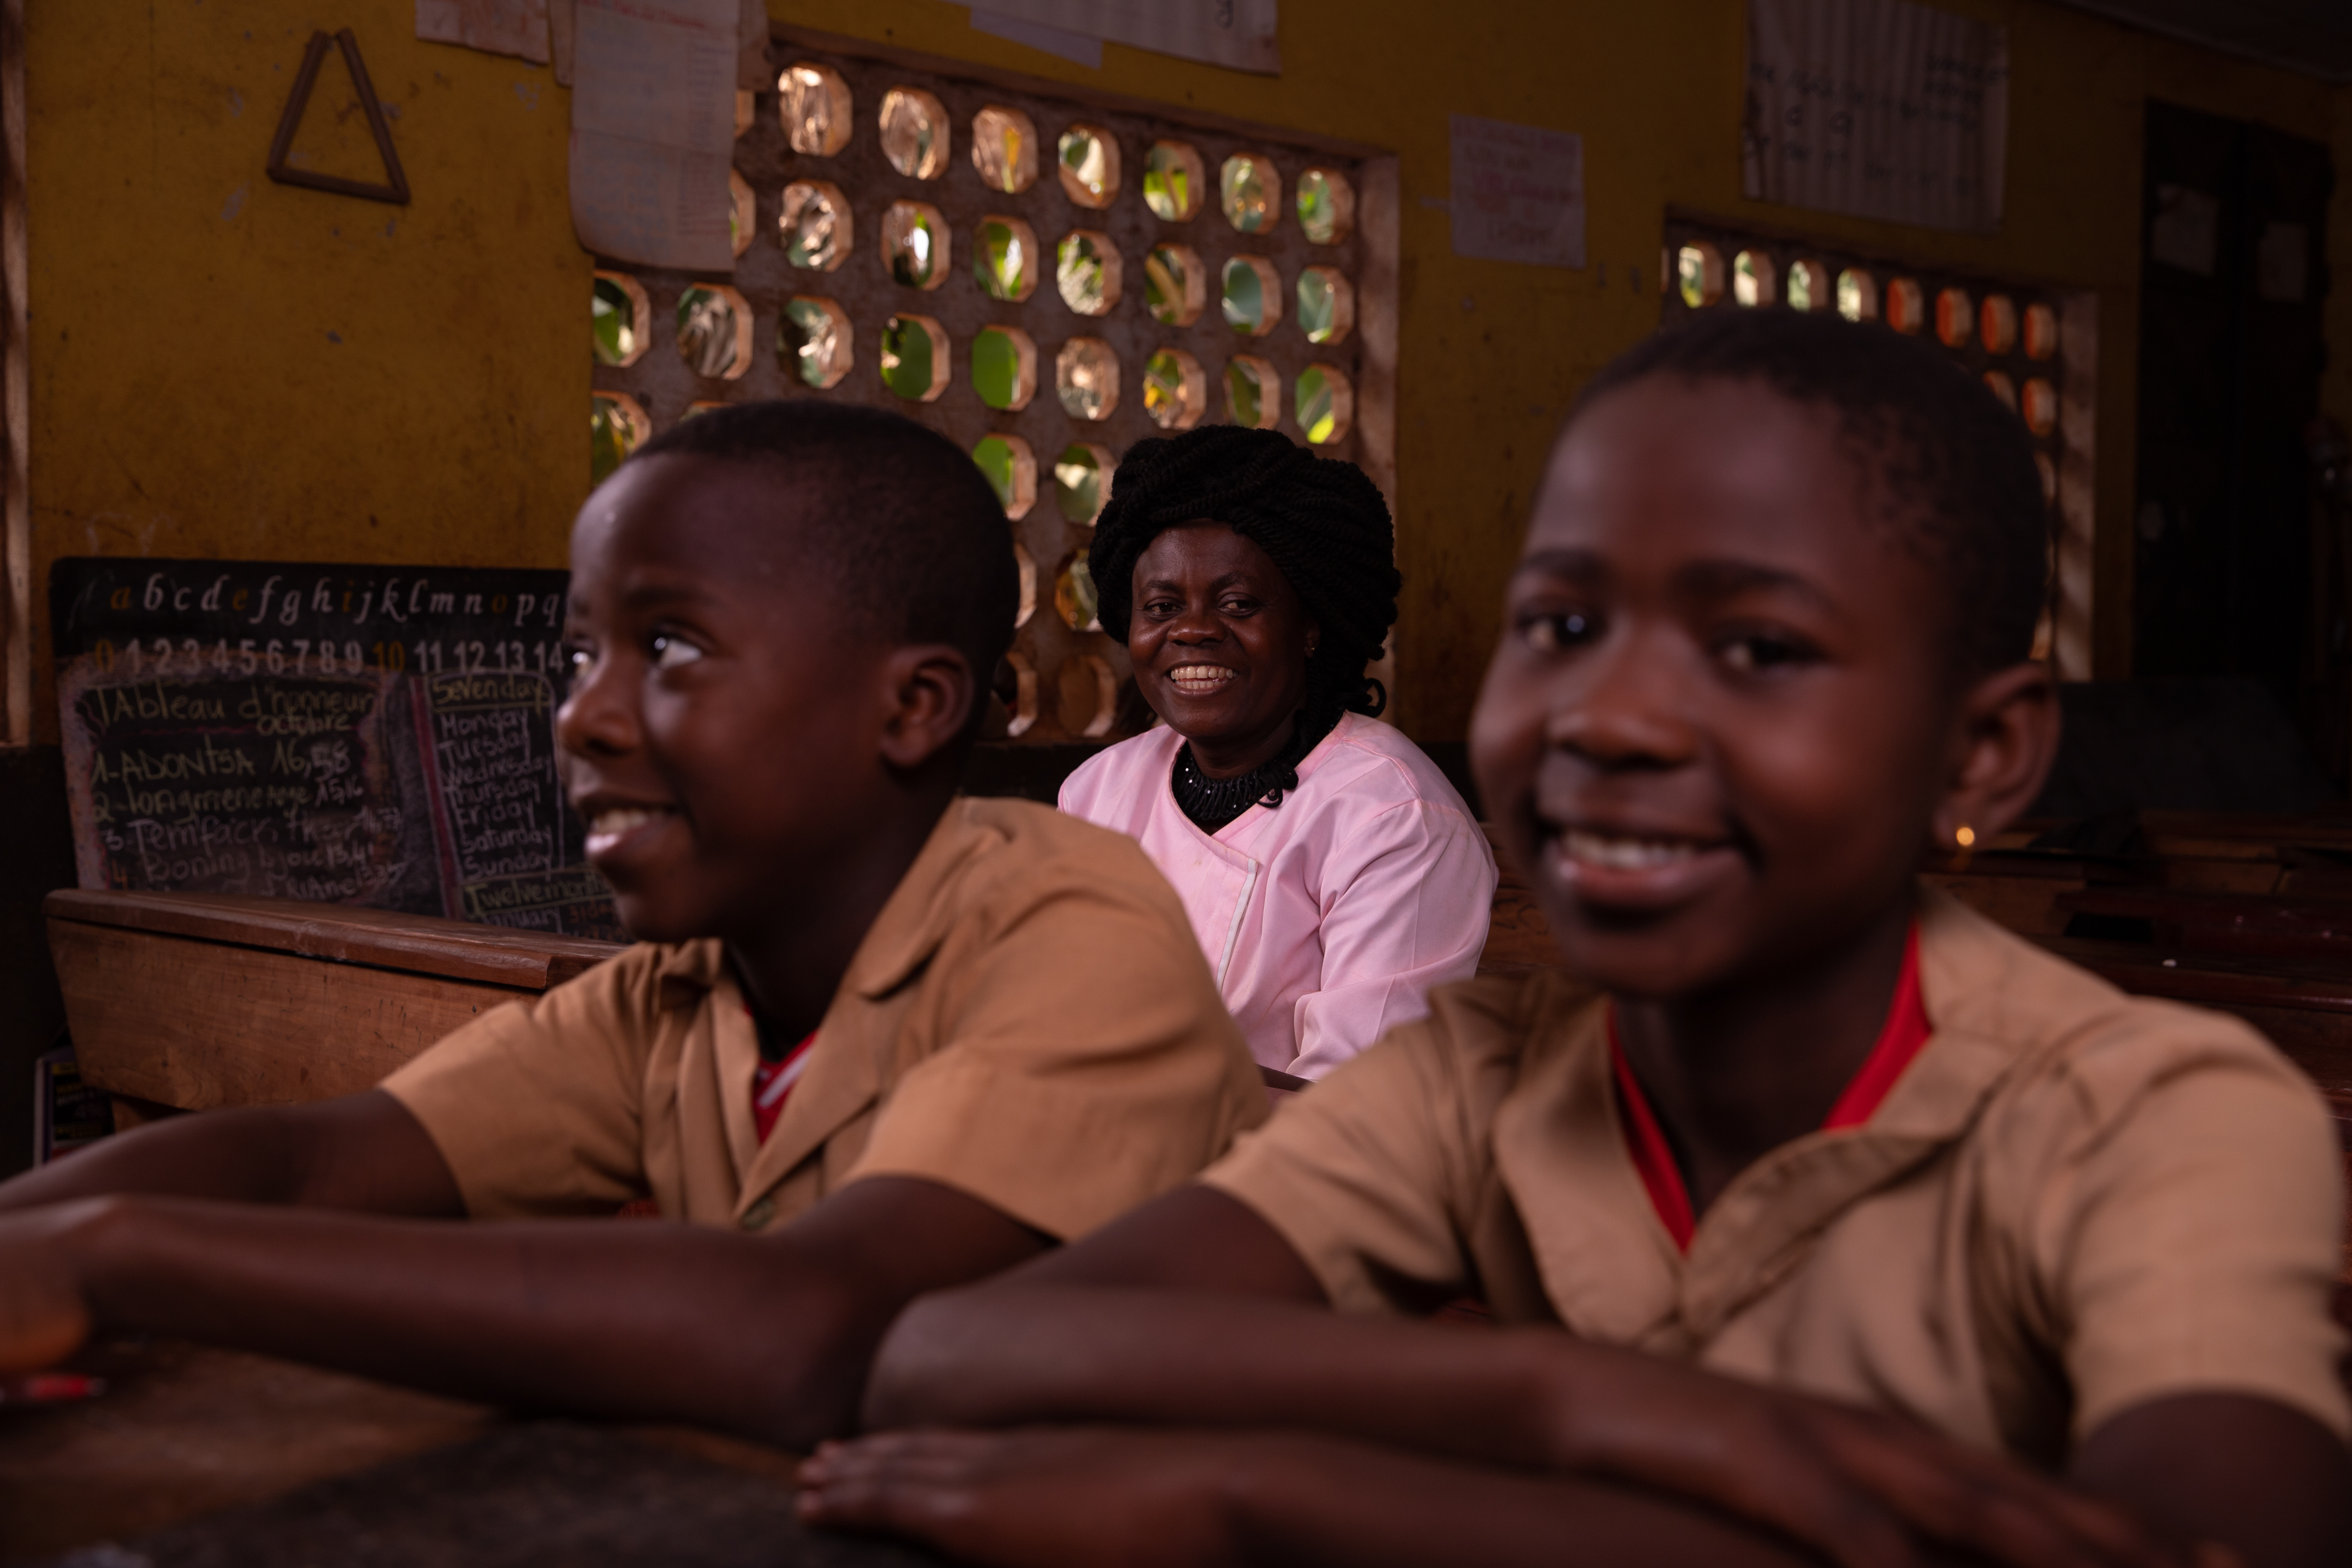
[1609,922,1930,1253]
[1608,1034,1697,1250]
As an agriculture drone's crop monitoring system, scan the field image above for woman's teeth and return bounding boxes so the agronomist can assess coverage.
[585,806,671,855]
[1168,665,1237,694]
[1562,829,1700,870]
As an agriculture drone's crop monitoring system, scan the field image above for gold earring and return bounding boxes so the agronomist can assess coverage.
[1954,824,1976,849]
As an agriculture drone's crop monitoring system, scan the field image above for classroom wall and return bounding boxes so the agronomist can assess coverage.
[23,0,584,744]
[20,0,2352,749]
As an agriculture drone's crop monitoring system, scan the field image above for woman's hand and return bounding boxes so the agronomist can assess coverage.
[799,1427,1249,1568]
[0,1203,100,1374]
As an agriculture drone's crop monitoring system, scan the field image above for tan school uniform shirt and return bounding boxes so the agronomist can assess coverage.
[384,796,1269,1240]
[1205,886,2349,1461]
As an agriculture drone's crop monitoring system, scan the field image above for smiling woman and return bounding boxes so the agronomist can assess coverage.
[1057,427,1496,1081]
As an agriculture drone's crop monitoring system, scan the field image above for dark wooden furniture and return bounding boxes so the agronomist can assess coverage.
[0,1341,937,1567]
[45,890,625,1121]
[46,890,1309,1116]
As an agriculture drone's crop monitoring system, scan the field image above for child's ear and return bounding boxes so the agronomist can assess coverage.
[876,644,977,772]
[1932,661,2061,849]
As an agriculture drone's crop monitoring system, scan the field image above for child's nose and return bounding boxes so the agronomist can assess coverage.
[1545,638,1697,767]
[554,654,641,757]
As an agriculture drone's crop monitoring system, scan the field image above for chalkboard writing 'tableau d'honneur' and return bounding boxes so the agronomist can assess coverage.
[51,558,621,942]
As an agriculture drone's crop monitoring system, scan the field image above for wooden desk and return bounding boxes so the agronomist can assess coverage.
[1920,811,2352,934]
[46,891,625,1117]
[46,890,1305,1112]
[2051,887,2352,962]
[0,1342,937,1567]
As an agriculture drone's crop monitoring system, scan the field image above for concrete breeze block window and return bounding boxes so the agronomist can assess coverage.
[587,36,1384,743]
[1661,219,2098,681]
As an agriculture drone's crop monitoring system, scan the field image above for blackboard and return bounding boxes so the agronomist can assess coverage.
[49,558,620,941]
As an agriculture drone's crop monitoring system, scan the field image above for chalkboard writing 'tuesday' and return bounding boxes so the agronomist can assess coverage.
[51,558,620,941]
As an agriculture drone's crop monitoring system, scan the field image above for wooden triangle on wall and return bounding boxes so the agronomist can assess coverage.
[265,29,411,206]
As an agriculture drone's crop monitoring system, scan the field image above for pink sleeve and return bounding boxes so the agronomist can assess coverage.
[1286,801,1497,1080]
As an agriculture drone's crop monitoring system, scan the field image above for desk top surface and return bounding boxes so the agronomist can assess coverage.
[0,1342,939,1567]
[44,890,625,991]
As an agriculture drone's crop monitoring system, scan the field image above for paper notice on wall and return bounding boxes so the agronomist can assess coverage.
[569,0,737,271]
[970,11,1106,69]
[1743,0,2007,233]
[963,1,1278,75]
[416,0,553,65]
[1450,116,1585,269]
[736,0,773,90]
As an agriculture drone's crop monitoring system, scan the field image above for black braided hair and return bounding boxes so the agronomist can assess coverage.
[1090,426,1400,735]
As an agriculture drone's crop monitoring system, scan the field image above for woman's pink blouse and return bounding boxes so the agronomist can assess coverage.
[1058,713,1497,1081]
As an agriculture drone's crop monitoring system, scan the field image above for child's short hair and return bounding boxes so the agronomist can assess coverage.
[1573,309,2049,678]
[632,401,1019,712]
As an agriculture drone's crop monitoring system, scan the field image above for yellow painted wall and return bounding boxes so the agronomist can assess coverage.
[25,0,585,743]
[24,0,2352,745]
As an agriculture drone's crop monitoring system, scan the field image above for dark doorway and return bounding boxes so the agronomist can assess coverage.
[2131,102,2334,774]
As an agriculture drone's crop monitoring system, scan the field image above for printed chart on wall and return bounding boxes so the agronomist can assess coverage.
[49,559,620,941]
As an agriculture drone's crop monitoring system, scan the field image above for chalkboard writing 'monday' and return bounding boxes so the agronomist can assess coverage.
[51,558,622,942]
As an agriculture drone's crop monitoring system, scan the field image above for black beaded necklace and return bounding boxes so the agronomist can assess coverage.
[1170,711,1332,834]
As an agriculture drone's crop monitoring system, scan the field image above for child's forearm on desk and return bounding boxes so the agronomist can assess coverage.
[43,1178,1038,1448]
[868,1283,1575,1463]
[867,1284,2190,1568]
[0,1091,462,1217]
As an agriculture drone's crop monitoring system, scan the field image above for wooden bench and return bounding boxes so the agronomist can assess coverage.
[46,889,1308,1116]
[46,890,623,1121]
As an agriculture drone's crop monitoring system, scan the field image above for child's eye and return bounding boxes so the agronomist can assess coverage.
[1719,631,1813,673]
[562,643,594,677]
[650,634,704,671]
[1520,609,1597,654]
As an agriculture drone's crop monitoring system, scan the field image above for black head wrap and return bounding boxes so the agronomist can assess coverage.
[1090,426,1401,731]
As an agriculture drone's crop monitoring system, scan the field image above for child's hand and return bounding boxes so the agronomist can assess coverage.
[799,1427,1246,1568]
[1544,1340,2185,1568]
[0,1206,97,1374]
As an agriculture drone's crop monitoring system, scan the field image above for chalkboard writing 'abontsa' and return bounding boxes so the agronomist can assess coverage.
[51,558,621,942]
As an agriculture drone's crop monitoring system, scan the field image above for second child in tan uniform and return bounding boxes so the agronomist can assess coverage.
[0,403,1265,1444]
[803,312,2350,1567]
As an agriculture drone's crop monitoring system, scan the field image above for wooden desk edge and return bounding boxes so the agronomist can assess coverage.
[45,889,625,992]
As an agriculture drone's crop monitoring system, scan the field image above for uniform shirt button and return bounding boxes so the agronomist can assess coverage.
[739,1196,776,1231]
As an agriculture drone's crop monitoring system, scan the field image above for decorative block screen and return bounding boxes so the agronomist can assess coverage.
[1661,219,2097,679]
[589,39,1377,744]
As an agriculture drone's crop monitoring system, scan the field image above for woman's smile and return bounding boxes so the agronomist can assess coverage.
[1165,663,1239,697]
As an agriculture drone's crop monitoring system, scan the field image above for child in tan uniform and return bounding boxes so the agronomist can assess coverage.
[803,312,2350,1568]
[0,402,1265,1445]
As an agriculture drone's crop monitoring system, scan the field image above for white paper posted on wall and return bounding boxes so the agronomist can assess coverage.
[1450,116,1585,270]
[568,0,738,272]
[416,0,553,65]
[1743,0,2008,234]
[965,0,1279,75]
